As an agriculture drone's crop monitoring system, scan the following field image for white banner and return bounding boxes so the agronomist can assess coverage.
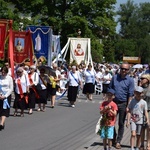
[52,35,61,60]
[70,38,88,65]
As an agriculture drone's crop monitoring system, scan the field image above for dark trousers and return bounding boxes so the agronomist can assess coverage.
[114,101,127,144]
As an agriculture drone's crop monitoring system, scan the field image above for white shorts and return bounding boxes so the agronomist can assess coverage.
[130,121,143,135]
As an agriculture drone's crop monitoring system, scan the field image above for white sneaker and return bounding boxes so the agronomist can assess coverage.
[71,105,75,108]
[135,148,139,150]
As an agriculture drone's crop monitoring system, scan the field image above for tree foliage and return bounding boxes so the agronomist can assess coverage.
[116,0,150,63]
[1,0,149,64]
[0,0,117,63]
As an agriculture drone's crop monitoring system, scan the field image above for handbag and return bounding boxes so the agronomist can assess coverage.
[95,116,102,134]
[35,83,42,91]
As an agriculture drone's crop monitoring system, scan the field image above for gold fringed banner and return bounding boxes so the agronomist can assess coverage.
[13,31,33,65]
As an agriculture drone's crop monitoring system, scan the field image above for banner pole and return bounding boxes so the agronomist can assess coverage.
[8,20,14,78]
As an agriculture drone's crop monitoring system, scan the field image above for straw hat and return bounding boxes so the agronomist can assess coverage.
[141,74,150,82]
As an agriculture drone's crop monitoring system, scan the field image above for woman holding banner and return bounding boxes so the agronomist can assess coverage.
[0,66,13,130]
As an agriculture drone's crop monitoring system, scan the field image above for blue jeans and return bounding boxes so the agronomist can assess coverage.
[114,101,127,144]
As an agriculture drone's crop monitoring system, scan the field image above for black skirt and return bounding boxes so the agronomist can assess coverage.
[83,83,95,94]
[102,84,110,93]
[47,84,57,96]
[13,93,27,110]
[0,95,11,117]
[68,86,78,102]
[27,88,36,108]
[37,89,47,104]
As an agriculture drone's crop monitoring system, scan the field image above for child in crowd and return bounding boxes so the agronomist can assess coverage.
[100,89,118,150]
[126,86,149,150]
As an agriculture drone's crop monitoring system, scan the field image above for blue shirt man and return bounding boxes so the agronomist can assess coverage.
[109,63,134,149]
[111,74,134,102]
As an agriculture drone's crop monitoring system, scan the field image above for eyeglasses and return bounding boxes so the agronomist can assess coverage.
[121,68,129,71]
[1,71,6,73]
[17,71,22,73]
[141,78,146,80]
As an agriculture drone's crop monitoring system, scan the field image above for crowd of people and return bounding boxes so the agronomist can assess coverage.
[99,63,150,150]
[0,61,150,150]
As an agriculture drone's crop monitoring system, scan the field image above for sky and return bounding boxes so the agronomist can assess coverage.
[115,0,150,33]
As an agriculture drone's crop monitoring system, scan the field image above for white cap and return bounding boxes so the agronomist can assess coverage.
[17,67,24,72]
[30,65,36,70]
[72,66,76,69]
[135,86,143,93]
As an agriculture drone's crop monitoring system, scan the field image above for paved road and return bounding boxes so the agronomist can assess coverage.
[0,93,104,150]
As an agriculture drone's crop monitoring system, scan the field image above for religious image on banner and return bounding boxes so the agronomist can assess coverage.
[0,20,8,59]
[70,38,88,64]
[15,38,24,52]
[74,43,84,56]
[35,33,41,51]
[13,31,33,64]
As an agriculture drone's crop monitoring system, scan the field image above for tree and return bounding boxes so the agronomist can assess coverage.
[6,0,117,63]
[116,0,150,63]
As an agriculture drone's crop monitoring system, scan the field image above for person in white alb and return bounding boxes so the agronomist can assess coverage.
[0,66,13,131]
[13,67,30,117]
[66,66,82,108]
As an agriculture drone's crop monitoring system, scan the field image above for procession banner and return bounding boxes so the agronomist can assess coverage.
[52,35,61,60]
[26,26,52,62]
[70,38,88,64]
[13,31,33,64]
[0,19,8,59]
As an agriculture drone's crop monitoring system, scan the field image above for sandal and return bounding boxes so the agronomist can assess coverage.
[115,143,121,149]
[13,112,18,117]
[20,113,24,117]
[37,108,41,111]
[140,146,144,150]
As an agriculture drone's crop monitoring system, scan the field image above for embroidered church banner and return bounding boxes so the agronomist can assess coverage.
[70,38,88,64]
[0,20,8,59]
[26,26,52,61]
[13,31,33,64]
